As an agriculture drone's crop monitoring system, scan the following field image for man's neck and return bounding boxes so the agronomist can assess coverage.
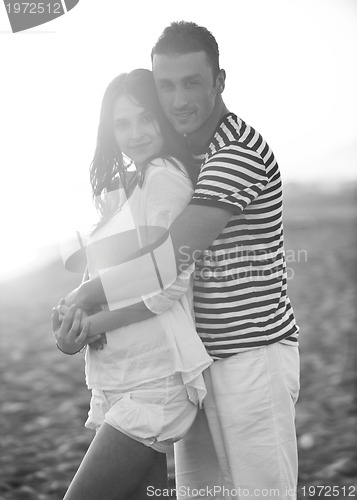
[186,98,230,155]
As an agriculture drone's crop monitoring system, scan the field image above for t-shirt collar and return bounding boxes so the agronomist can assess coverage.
[192,112,235,160]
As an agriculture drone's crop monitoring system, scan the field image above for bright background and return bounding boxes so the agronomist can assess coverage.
[1,3,357,496]
[0,0,356,281]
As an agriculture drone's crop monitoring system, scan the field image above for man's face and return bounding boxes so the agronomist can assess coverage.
[153,51,219,136]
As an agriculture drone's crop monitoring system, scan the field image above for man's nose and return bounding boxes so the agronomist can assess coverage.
[172,88,189,109]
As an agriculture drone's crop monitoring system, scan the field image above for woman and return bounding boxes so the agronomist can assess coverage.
[51,69,212,500]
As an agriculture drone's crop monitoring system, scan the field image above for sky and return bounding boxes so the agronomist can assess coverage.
[0,0,356,281]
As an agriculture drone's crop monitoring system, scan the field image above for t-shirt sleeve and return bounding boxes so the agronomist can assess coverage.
[141,158,195,314]
[190,144,268,214]
[142,263,194,315]
[144,157,194,229]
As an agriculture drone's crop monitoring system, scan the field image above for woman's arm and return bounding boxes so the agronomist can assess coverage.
[58,297,154,341]
[83,262,194,338]
[54,300,155,352]
[85,300,154,337]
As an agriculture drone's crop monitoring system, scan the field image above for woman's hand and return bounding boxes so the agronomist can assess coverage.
[51,305,100,355]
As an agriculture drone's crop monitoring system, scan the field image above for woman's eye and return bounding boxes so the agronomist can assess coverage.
[141,114,154,125]
[114,120,129,130]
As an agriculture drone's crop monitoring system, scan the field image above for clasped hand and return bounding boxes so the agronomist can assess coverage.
[52,293,106,354]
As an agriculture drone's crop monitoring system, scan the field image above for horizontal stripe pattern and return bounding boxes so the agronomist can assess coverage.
[190,114,299,358]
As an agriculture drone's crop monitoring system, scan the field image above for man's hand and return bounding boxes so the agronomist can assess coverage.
[62,280,104,312]
[63,286,81,308]
[56,298,70,322]
[62,283,89,310]
[88,333,107,351]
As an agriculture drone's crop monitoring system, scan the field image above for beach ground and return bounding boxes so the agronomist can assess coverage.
[0,185,356,499]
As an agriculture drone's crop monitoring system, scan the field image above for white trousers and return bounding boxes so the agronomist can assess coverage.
[174,342,300,500]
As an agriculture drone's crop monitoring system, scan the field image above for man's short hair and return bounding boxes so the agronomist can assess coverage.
[151,21,220,79]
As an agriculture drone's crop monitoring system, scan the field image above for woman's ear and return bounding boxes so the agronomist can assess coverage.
[216,69,226,94]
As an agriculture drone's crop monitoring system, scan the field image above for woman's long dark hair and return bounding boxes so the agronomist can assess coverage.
[90,69,198,229]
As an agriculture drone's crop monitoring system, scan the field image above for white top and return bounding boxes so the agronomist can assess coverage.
[84,158,212,405]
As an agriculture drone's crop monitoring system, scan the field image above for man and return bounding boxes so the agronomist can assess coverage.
[149,22,300,500]
[62,21,299,500]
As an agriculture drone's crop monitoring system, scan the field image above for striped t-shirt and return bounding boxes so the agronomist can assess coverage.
[190,113,299,359]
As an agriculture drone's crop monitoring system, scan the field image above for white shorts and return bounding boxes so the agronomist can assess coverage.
[85,373,198,453]
[175,342,300,499]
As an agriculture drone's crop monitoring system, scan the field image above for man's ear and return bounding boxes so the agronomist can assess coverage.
[215,69,226,94]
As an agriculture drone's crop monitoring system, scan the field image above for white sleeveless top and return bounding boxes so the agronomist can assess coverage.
[84,158,212,405]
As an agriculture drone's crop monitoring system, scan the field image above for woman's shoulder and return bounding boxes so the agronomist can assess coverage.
[140,156,193,200]
[147,156,186,174]
[144,156,191,185]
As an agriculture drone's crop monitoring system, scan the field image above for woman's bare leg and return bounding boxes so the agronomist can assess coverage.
[63,423,167,500]
[127,451,168,499]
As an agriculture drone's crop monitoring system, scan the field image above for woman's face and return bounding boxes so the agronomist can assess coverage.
[112,94,164,167]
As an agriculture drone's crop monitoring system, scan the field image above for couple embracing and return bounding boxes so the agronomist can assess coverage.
[52,21,300,500]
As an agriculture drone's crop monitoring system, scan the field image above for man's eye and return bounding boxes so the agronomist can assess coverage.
[159,82,174,91]
[186,80,199,88]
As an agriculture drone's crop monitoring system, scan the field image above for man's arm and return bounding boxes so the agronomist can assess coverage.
[75,141,268,309]
[171,203,233,272]
[75,203,232,310]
